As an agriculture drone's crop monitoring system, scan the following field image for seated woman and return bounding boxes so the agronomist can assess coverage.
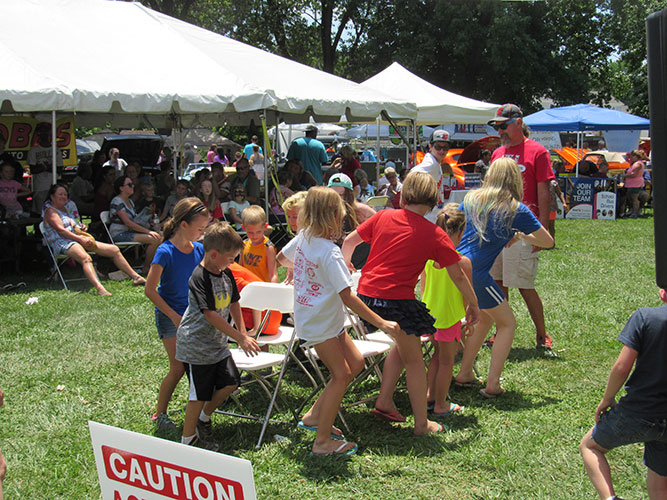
[42,184,146,296]
[108,176,161,273]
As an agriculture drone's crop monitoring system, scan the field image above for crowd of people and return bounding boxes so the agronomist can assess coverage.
[0,108,664,499]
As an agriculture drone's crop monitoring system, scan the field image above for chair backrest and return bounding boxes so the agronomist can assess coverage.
[239,282,294,314]
[366,196,389,209]
[100,210,110,224]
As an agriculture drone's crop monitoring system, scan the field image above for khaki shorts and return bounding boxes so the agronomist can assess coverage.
[489,239,539,289]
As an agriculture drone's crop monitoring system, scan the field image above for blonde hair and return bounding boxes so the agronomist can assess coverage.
[282,190,307,213]
[163,197,209,241]
[241,204,266,226]
[203,221,244,254]
[299,186,345,240]
[402,171,438,207]
[436,203,466,237]
[463,157,523,243]
[631,149,649,161]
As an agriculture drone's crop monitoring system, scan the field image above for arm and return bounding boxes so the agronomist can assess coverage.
[342,230,363,270]
[595,345,637,423]
[419,270,426,296]
[522,225,554,249]
[355,202,376,224]
[144,263,181,327]
[229,206,242,225]
[116,208,160,240]
[444,261,480,326]
[536,180,550,229]
[44,208,94,250]
[266,245,278,283]
[203,307,260,356]
[276,250,293,268]
[624,163,642,178]
[339,287,400,338]
[302,170,318,188]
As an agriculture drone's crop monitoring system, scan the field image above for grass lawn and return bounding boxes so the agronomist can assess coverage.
[0,217,659,499]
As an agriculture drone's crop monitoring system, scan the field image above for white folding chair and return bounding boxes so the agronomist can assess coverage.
[99,210,144,257]
[40,221,93,290]
[215,282,300,449]
[365,195,390,210]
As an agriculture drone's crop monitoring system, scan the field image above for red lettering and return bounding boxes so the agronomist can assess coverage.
[102,445,244,500]
[56,122,71,148]
[9,122,32,149]
[0,124,8,141]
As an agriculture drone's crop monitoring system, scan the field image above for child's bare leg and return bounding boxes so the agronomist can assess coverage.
[485,301,516,394]
[433,340,458,414]
[182,400,205,439]
[426,341,440,403]
[391,330,439,435]
[456,311,493,383]
[156,337,185,415]
[374,347,404,413]
[647,467,667,500]
[0,448,5,500]
[580,429,615,499]
[203,385,238,417]
[310,334,361,454]
[303,334,362,437]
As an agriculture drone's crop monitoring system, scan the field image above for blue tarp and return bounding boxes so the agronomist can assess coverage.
[523,104,649,131]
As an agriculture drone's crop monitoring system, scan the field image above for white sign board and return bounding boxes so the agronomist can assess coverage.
[89,421,257,500]
[529,131,562,151]
[594,191,616,220]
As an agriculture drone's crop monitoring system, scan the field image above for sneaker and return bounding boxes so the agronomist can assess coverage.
[189,434,219,452]
[197,418,213,440]
[155,412,177,432]
[483,335,495,347]
[536,334,553,350]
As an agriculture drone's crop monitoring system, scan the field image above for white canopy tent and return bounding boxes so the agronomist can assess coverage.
[0,0,417,127]
[360,62,498,125]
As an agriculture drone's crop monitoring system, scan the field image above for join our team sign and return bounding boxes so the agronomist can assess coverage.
[89,422,257,500]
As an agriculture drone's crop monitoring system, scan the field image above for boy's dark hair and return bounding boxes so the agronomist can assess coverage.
[203,221,244,254]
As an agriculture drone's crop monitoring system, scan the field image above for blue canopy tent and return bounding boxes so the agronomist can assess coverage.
[523,104,650,175]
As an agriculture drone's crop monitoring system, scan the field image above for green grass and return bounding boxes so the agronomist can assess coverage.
[0,217,658,499]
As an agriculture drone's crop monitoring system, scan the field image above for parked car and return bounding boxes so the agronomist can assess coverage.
[99,134,165,175]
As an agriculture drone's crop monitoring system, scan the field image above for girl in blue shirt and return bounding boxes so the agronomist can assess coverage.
[145,198,209,431]
[455,158,553,398]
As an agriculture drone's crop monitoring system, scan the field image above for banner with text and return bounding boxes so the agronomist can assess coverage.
[0,116,77,167]
[89,421,257,500]
[564,177,616,219]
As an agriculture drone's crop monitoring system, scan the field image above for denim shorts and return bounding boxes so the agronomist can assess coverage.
[592,404,667,476]
[155,309,178,339]
[113,230,136,243]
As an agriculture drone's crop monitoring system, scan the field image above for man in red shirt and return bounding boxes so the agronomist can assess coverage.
[488,104,555,349]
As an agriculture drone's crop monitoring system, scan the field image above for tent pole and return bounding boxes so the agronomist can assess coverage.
[51,110,57,185]
[376,116,380,186]
[413,120,417,164]
[576,132,581,177]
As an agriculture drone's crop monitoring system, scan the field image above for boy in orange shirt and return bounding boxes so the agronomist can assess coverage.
[240,205,278,283]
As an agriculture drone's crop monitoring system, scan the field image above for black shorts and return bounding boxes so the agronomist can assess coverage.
[183,355,240,401]
[357,294,436,336]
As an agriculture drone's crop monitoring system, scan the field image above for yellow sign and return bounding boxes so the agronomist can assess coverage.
[0,116,77,167]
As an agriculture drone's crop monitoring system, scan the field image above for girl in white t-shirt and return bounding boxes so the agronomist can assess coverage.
[278,187,399,457]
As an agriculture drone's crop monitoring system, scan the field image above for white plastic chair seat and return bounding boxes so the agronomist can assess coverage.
[366,195,390,210]
[365,331,395,345]
[256,326,295,346]
[230,349,285,371]
[99,210,143,249]
[306,339,390,360]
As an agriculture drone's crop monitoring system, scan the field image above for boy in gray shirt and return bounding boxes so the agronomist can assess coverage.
[176,222,260,450]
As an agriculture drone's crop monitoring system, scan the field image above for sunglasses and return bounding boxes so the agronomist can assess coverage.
[432,143,449,151]
[492,119,516,131]
[124,182,134,187]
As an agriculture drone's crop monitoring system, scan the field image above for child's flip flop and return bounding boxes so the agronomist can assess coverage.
[432,402,464,417]
[297,420,345,440]
[370,408,406,423]
[310,440,357,457]
[479,388,506,399]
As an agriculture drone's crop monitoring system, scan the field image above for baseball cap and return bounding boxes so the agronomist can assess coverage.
[488,104,523,125]
[430,129,450,144]
[304,124,318,133]
[328,173,353,191]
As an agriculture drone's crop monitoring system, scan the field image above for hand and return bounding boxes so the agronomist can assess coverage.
[345,260,356,274]
[531,245,542,254]
[247,328,257,338]
[283,268,294,285]
[81,224,88,232]
[380,320,400,339]
[80,238,95,250]
[239,336,261,357]
[465,304,480,326]
[147,231,161,240]
[595,397,616,424]
[170,314,182,328]
[461,322,472,341]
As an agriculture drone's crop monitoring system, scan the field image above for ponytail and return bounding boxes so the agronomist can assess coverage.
[163,197,209,241]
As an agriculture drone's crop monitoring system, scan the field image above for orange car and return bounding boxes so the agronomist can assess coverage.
[412,149,465,188]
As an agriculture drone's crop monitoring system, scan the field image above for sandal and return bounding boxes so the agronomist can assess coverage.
[310,440,357,456]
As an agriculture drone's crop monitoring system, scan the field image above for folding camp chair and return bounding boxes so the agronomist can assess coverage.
[39,221,94,290]
[365,195,390,210]
[215,281,301,449]
[99,210,144,260]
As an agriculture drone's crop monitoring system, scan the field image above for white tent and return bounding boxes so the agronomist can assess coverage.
[360,62,498,125]
[0,0,417,128]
